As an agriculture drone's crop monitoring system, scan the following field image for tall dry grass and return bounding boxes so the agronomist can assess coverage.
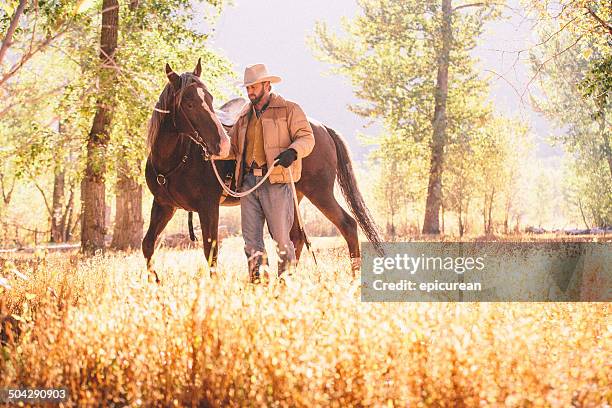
[0,237,609,407]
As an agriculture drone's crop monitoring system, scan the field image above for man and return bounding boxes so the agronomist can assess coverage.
[223,63,315,282]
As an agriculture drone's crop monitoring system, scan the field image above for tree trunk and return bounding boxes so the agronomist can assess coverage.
[440,202,445,234]
[486,186,495,234]
[458,199,464,237]
[422,0,452,235]
[0,0,27,68]
[80,0,119,253]
[464,199,470,236]
[109,0,144,251]
[50,168,65,242]
[513,214,520,234]
[111,156,144,249]
[577,197,590,230]
[62,181,76,241]
[503,195,510,235]
[482,195,487,234]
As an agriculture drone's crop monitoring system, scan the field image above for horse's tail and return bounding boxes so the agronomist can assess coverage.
[325,125,384,256]
[188,212,197,242]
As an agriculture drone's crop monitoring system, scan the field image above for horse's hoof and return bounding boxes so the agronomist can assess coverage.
[148,270,161,285]
[350,257,361,277]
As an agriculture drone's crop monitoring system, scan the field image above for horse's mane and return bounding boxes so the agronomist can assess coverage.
[146,73,206,153]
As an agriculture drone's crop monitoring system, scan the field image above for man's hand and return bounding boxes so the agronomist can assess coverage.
[274,148,297,168]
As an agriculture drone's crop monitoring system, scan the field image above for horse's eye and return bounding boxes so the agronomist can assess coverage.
[186,101,194,109]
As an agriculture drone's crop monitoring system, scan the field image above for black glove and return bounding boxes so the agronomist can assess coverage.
[274,148,297,168]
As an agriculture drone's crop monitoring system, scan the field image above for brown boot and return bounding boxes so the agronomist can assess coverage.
[247,253,268,284]
[277,259,297,279]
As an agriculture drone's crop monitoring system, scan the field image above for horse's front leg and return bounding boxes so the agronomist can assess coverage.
[198,198,220,277]
[142,200,176,283]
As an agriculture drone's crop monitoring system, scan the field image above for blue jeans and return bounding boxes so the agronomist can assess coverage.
[240,172,296,275]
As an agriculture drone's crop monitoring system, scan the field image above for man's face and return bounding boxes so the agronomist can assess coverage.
[246,82,269,105]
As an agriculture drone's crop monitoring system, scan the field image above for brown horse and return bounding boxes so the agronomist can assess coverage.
[143,60,382,282]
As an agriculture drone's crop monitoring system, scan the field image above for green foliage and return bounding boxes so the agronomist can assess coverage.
[0,0,235,243]
[309,0,500,138]
[1,45,83,187]
[522,0,611,46]
[310,0,519,235]
[443,117,533,234]
[107,1,234,182]
[530,26,612,227]
[0,0,93,59]
[369,130,430,234]
[581,54,612,121]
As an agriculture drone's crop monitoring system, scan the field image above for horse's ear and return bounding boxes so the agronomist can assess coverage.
[193,58,202,77]
[165,63,180,90]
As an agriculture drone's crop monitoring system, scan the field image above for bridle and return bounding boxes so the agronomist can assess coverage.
[169,81,214,161]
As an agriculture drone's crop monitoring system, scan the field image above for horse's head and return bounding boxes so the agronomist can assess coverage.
[162,59,230,158]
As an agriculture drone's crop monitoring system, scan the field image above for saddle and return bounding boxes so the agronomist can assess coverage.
[216,97,248,127]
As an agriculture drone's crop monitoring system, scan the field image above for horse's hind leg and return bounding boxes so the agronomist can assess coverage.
[304,190,360,275]
[142,200,176,283]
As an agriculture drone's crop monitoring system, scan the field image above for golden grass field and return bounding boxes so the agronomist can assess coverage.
[0,237,610,407]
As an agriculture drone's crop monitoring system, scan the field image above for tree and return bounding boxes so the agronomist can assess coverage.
[370,131,429,238]
[310,0,502,235]
[531,26,612,228]
[0,39,82,242]
[0,0,91,107]
[110,0,144,250]
[80,0,119,253]
[1,0,233,250]
[107,1,232,249]
[522,1,611,125]
[422,0,453,235]
[498,121,532,234]
[522,1,611,41]
[472,118,529,234]
[443,131,477,237]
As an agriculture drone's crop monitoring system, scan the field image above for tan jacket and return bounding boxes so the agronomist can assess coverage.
[224,93,315,188]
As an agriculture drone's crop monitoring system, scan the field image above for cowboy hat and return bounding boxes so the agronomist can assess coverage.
[241,63,282,87]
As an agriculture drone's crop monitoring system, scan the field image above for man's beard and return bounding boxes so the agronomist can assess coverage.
[249,87,266,105]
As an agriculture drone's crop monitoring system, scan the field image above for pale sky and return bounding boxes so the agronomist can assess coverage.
[203,0,561,160]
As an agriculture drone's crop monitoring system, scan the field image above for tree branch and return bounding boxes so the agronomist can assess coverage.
[586,5,612,36]
[0,82,68,119]
[27,0,40,58]
[484,69,527,105]
[3,221,50,234]
[453,2,486,11]
[452,2,506,12]
[0,0,28,67]
[33,180,53,217]
[0,25,69,88]
[522,34,584,100]
[0,173,16,205]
